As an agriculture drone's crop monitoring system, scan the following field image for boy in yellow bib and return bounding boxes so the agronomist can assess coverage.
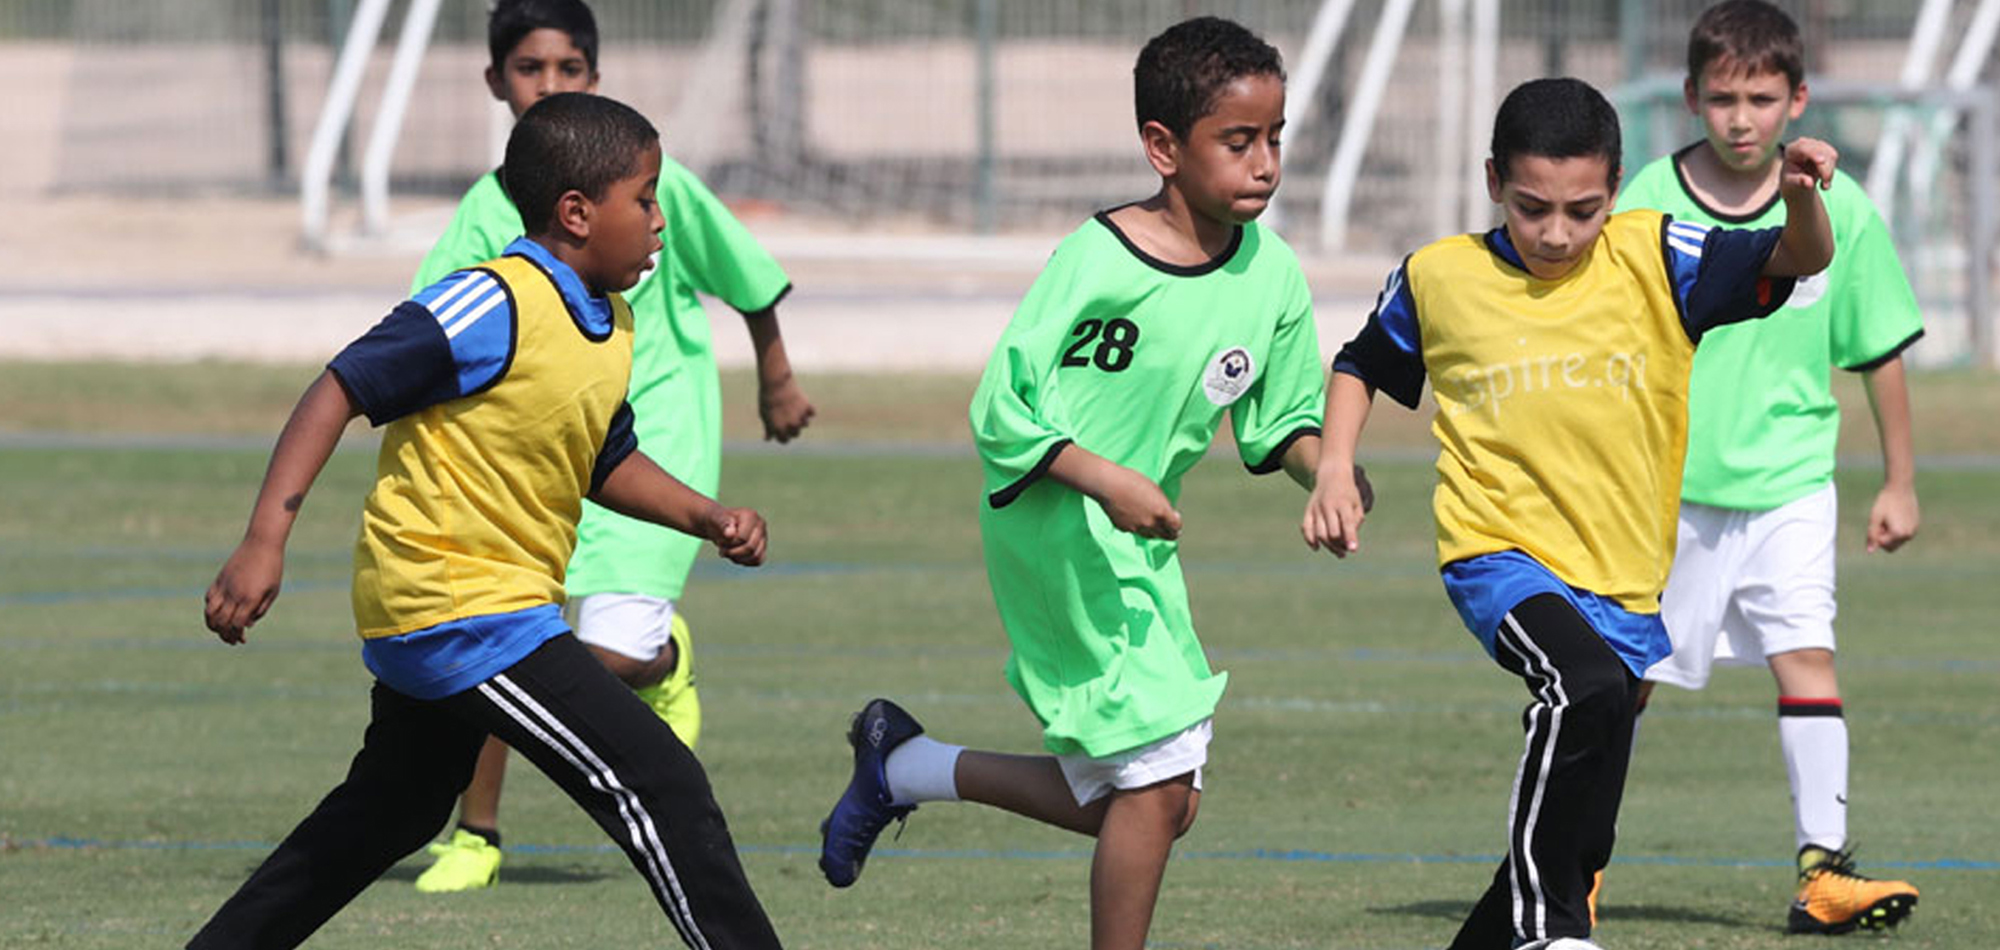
[1303,78,1837,950]
[191,94,784,950]
[407,0,817,893]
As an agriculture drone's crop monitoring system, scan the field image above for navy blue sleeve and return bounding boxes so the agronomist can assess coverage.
[589,401,638,496]
[326,302,460,426]
[1331,258,1427,409]
[1662,217,1797,342]
[328,270,519,426]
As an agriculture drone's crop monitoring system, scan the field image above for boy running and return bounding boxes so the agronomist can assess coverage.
[191,93,783,950]
[814,17,1330,950]
[1617,0,1922,934]
[409,0,814,893]
[1304,77,1838,950]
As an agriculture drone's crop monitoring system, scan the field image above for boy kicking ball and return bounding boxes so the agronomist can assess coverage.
[1305,76,1839,950]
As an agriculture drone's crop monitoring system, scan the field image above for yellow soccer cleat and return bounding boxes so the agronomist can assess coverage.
[413,828,502,893]
[633,612,701,750]
[1787,845,1918,934]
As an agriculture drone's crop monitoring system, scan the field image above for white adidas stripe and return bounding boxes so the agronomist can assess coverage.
[443,291,507,340]
[1499,612,1571,942]
[1667,222,1710,258]
[424,271,489,318]
[478,675,712,950]
[431,275,500,329]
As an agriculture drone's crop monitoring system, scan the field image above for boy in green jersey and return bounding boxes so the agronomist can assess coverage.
[409,0,815,893]
[1616,0,1921,934]
[816,17,1330,950]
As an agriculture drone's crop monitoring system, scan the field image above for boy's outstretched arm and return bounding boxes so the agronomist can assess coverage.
[205,370,361,643]
[1302,372,1376,558]
[593,451,768,566]
[743,306,816,442]
[1047,444,1183,540]
[1862,355,1920,552]
[1762,137,1839,277]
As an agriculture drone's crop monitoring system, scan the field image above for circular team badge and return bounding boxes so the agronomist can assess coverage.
[1202,346,1256,406]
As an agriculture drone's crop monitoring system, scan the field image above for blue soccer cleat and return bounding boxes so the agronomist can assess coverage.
[818,698,924,887]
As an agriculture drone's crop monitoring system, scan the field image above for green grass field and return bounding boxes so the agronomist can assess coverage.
[2,363,1996,949]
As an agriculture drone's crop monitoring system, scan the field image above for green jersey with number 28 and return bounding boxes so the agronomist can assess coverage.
[969,210,1324,757]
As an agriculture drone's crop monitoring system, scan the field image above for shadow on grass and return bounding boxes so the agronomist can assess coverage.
[1597,903,1766,929]
[1369,899,1472,921]
[377,863,614,886]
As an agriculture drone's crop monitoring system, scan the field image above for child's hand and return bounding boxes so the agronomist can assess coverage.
[1097,465,1183,540]
[204,540,285,644]
[708,506,769,566]
[1866,482,1919,553]
[759,374,816,444]
[1302,468,1368,557]
[1781,138,1838,193]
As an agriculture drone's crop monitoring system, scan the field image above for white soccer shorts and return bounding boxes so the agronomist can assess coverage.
[1649,484,1838,690]
[1057,718,1210,806]
[567,592,678,662]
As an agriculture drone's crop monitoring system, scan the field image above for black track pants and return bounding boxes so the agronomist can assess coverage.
[1448,593,1639,949]
[187,633,782,949]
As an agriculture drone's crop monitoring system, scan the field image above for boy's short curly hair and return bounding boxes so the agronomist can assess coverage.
[501,93,656,235]
[1133,16,1285,140]
[489,0,599,72]
[1688,0,1805,90]
[1490,77,1623,189]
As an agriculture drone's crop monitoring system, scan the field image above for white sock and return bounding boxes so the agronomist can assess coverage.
[884,734,963,806]
[1779,697,1849,852]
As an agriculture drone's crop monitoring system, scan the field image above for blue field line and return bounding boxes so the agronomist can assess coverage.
[0,579,349,607]
[5,631,1998,681]
[0,561,967,607]
[9,681,1996,728]
[26,546,355,563]
[9,554,1996,611]
[0,562,1430,609]
[5,628,2000,680]
[14,835,1996,873]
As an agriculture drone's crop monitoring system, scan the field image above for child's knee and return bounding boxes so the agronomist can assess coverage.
[1134,777,1198,838]
[1175,789,1201,839]
[1562,663,1638,737]
[587,643,668,689]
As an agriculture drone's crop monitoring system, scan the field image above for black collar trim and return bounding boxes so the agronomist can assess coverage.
[1670,141,1782,224]
[1093,207,1243,276]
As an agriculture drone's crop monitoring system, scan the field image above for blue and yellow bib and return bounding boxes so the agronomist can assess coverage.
[1411,210,1693,613]
[352,254,634,638]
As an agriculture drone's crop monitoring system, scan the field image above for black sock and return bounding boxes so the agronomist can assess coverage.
[458,823,501,848]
